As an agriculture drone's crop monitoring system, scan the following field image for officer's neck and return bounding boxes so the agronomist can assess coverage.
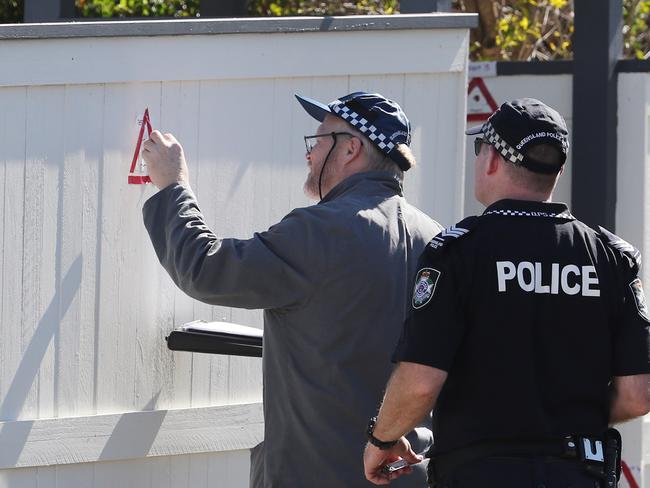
[481,189,553,208]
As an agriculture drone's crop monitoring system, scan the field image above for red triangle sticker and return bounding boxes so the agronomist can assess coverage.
[128,108,153,185]
[467,78,498,122]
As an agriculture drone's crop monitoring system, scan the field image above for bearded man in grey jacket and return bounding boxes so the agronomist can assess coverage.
[141,92,442,488]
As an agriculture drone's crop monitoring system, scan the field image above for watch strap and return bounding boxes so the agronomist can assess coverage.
[366,416,398,450]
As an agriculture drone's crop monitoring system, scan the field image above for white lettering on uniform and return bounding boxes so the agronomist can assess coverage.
[496,261,516,291]
[582,266,600,296]
[495,261,600,297]
[535,262,550,293]
[561,264,580,295]
[550,263,560,294]
[517,262,535,292]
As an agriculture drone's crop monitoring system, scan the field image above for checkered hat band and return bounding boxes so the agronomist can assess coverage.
[483,122,524,166]
[332,104,395,153]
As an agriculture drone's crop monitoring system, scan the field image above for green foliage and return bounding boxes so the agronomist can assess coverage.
[623,0,650,59]
[0,0,22,23]
[248,0,398,16]
[74,0,396,18]
[456,0,649,61]
[76,0,198,18]
[454,0,574,61]
[495,0,573,61]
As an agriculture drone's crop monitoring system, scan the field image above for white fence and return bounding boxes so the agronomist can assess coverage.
[465,67,650,487]
[0,15,475,487]
[618,71,650,488]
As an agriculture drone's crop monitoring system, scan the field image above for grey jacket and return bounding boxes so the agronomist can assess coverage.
[143,171,442,488]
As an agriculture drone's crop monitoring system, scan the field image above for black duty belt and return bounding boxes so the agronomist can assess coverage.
[429,433,618,484]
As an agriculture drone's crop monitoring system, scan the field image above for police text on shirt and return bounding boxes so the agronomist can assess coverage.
[496,261,600,296]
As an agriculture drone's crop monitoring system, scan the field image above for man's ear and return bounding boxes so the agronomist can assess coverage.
[485,147,500,175]
[342,135,363,163]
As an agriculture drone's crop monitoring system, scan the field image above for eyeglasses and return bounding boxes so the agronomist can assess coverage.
[304,132,360,155]
[473,137,491,156]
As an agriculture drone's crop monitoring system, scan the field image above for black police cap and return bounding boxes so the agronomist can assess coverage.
[467,98,569,174]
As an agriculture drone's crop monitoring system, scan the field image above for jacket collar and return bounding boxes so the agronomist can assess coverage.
[483,199,574,219]
[319,171,403,204]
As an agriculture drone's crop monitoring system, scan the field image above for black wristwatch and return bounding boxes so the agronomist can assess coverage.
[366,416,398,450]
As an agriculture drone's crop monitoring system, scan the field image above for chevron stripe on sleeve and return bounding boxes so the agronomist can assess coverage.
[428,226,469,250]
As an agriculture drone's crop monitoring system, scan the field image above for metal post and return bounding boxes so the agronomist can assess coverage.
[572,0,622,229]
[400,0,452,13]
[24,0,75,22]
[200,0,249,18]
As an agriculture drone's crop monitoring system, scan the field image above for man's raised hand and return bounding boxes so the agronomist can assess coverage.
[142,130,189,190]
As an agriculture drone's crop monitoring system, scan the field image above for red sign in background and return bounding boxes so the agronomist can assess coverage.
[467,77,498,123]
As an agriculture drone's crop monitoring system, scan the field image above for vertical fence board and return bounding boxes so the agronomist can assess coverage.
[95,83,159,413]
[402,74,443,222]
[0,90,4,401]
[187,453,209,488]
[148,456,172,488]
[94,459,130,488]
[57,84,105,419]
[35,87,66,420]
[191,80,232,407]
[432,72,465,225]
[617,73,650,488]
[216,79,273,404]
[19,87,66,421]
[0,88,27,422]
[130,83,171,412]
[170,455,191,488]
[170,82,203,409]
[0,469,36,488]
[208,449,250,488]
[54,463,94,488]
[35,467,55,487]
[130,85,170,413]
[153,81,198,411]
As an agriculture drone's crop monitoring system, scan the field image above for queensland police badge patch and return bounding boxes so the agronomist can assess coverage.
[629,278,650,322]
[412,268,441,309]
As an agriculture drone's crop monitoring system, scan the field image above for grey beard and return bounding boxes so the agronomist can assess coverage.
[303,162,334,201]
[303,172,320,201]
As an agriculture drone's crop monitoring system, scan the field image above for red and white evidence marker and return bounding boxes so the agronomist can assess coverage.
[128,108,153,185]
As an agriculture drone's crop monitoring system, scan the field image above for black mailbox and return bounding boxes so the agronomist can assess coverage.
[166,320,263,358]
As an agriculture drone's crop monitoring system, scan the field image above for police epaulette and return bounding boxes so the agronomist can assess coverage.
[596,225,642,271]
[427,216,478,252]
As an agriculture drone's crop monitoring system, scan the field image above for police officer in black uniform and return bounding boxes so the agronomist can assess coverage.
[363,98,650,487]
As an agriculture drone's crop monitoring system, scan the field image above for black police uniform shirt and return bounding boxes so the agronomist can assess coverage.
[394,199,650,456]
